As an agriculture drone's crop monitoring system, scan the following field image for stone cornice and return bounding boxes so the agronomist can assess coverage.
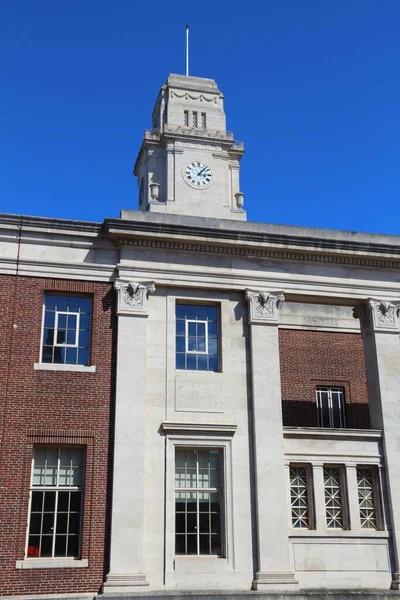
[0,213,102,235]
[105,215,400,270]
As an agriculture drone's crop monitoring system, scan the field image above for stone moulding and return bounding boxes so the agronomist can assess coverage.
[161,422,237,436]
[110,236,400,270]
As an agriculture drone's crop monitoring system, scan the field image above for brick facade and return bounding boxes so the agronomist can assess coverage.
[279,329,370,429]
[0,275,115,596]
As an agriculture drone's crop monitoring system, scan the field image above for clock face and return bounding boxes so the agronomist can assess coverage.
[184,161,213,188]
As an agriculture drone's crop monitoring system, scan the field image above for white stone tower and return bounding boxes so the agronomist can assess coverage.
[134,74,246,220]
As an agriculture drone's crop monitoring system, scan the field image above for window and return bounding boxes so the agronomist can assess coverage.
[201,112,206,129]
[175,304,219,371]
[324,466,346,529]
[192,111,198,128]
[175,448,223,556]
[316,386,346,428]
[41,295,92,366]
[183,110,189,126]
[27,447,84,558]
[357,467,380,529]
[289,465,313,529]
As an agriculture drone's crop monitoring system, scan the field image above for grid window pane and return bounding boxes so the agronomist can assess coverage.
[357,467,378,529]
[324,467,345,529]
[176,304,219,372]
[27,447,84,558]
[41,295,92,365]
[290,466,312,529]
[175,448,223,556]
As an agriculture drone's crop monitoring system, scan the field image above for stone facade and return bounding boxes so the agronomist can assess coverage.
[1,74,400,598]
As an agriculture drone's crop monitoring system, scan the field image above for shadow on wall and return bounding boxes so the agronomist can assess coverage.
[282,399,371,429]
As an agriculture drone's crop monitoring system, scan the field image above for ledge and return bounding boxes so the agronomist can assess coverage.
[289,529,389,539]
[16,558,88,569]
[161,422,237,436]
[34,363,96,373]
[283,427,382,441]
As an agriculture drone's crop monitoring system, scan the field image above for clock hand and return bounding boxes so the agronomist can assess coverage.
[198,166,207,176]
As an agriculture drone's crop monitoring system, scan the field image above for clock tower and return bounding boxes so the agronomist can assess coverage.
[134,74,246,221]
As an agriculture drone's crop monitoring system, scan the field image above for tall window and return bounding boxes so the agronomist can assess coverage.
[183,110,189,126]
[27,447,84,558]
[201,112,207,129]
[324,466,346,529]
[192,111,198,128]
[175,448,223,556]
[41,295,92,365]
[175,304,219,371]
[316,387,346,428]
[289,465,313,529]
[357,467,379,529]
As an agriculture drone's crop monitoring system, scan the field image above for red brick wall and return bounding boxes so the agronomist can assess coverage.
[0,275,115,596]
[279,329,370,429]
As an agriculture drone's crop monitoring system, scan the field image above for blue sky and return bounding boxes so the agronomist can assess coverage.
[1,1,400,234]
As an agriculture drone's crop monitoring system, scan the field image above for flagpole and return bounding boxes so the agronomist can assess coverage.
[185,25,189,76]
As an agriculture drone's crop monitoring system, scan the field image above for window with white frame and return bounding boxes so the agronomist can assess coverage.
[175,303,219,371]
[175,448,223,556]
[316,386,346,428]
[41,295,92,365]
[324,466,346,529]
[357,467,380,529]
[289,465,313,529]
[27,447,84,558]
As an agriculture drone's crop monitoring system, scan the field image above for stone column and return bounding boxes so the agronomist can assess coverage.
[245,290,297,588]
[354,298,400,589]
[104,280,155,593]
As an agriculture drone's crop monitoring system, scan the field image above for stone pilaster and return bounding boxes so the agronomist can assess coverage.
[103,280,155,593]
[245,290,297,588]
[353,298,400,589]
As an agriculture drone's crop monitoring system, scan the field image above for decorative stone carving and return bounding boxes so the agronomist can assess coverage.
[245,290,285,325]
[353,298,400,333]
[114,280,155,316]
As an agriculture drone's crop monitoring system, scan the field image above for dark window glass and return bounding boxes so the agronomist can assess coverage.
[175,303,219,372]
[41,295,92,365]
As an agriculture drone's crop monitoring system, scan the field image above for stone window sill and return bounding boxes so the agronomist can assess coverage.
[34,363,96,373]
[16,558,88,569]
[289,529,389,538]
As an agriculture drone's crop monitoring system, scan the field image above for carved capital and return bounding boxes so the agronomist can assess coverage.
[245,290,285,325]
[114,280,155,317]
[353,298,400,333]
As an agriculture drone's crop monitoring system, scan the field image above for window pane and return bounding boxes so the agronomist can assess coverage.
[31,491,44,512]
[40,535,53,557]
[175,535,186,555]
[55,535,67,557]
[188,322,196,336]
[187,354,196,370]
[176,353,185,369]
[198,355,207,370]
[186,534,197,555]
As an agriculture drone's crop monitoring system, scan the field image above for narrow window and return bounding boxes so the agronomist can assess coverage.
[192,111,198,128]
[175,304,219,371]
[27,447,84,558]
[357,467,380,529]
[289,465,313,529]
[183,110,189,126]
[316,387,346,428]
[201,112,206,129]
[324,466,346,529]
[175,448,223,556]
[41,295,92,366]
